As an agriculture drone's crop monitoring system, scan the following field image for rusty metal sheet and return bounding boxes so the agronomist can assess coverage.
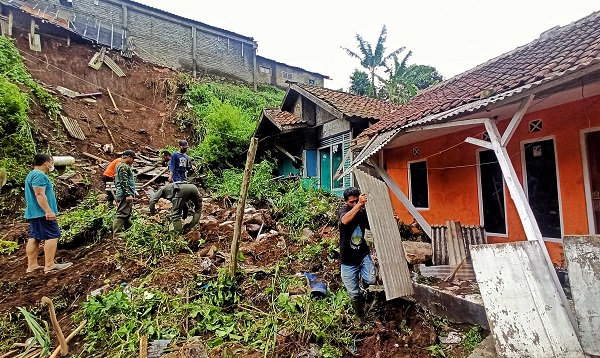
[432,223,487,265]
[60,115,86,140]
[470,241,583,357]
[563,235,600,356]
[354,169,413,300]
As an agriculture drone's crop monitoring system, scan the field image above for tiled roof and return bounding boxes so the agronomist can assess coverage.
[263,107,306,127]
[360,10,600,136]
[294,83,403,120]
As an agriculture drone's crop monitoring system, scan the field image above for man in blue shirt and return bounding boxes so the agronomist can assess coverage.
[24,153,73,274]
[169,140,191,183]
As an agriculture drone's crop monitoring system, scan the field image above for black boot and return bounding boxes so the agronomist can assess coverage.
[351,298,365,323]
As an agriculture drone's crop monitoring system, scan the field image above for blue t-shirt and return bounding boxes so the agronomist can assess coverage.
[169,152,190,182]
[24,170,58,219]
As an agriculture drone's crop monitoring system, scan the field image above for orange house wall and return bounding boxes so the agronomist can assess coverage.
[384,94,600,264]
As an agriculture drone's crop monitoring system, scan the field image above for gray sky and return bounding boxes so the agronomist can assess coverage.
[136,0,599,90]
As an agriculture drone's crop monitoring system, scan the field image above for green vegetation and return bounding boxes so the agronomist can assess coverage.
[206,160,280,203]
[18,307,51,356]
[58,192,113,244]
[123,217,189,265]
[80,267,353,357]
[0,239,19,255]
[462,326,483,351]
[0,37,62,190]
[0,314,27,352]
[426,343,447,357]
[182,82,284,171]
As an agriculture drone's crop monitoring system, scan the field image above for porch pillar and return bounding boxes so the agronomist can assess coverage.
[467,118,577,331]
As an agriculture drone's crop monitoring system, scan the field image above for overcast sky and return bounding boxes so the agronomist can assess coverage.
[136,0,599,90]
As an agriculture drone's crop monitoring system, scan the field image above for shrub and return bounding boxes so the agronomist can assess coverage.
[58,192,113,244]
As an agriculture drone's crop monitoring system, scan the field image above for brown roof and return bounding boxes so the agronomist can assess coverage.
[263,107,306,127]
[293,83,403,120]
[360,10,600,136]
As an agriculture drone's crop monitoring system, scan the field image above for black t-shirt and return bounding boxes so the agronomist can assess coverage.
[338,205,370,266]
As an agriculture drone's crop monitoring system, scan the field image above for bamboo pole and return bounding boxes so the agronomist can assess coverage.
[98,113,116,147]
[107,87,119,111]
[141,167,169,188]
[48,320,86,358]
[229,137,259,277]
[82,152,109,163]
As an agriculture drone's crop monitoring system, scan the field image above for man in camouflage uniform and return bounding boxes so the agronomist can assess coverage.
[113,150,136,234]
[149,182,202,233]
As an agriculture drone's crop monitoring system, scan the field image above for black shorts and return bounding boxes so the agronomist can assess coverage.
[28,217,61,240]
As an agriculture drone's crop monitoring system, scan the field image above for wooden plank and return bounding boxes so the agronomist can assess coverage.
[60,115,86,140]
[88,49,104,70]
[563,235,600,356]
[465,136,492,149]
[500,95,534,146]
[354,169,413,300]
[103,55,126,77]
[98,113,116,146]
[0,15,9,37]
[471,242,583,357]
[446,220,466,266]
[107,87,119,111]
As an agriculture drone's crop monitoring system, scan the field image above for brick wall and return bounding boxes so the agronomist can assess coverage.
[257,56,327,88]
[27,0,256,82]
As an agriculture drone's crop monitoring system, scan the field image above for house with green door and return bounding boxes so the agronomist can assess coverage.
[254,82,399,196]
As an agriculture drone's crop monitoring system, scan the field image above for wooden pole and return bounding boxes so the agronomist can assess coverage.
[107,87,119,111]
[229,137,259,277]
[141,167,169,188]
[48,320,86,358]
[98,113,116,147]
[82,152,109,163]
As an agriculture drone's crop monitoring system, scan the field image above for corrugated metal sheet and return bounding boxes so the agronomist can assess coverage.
[432,223,486,265]
[103,55,126,77]
[563,235,600,356]
[60,115,86,140]
[354,169,413,300]
[418,263,476,281]
[471,241,583,357]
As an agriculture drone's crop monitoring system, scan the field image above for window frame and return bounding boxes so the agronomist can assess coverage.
[282,71,293,80]
[520,135,564,242]
[408,159,429,210]
[476,148,508,237]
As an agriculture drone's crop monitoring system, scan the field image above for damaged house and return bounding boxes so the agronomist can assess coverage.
[254,83,401,196]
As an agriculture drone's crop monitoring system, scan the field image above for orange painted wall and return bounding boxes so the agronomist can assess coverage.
[384,94,600,264]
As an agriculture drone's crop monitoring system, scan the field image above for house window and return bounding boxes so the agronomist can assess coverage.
[529,119,543,132]
[283,71,293,80]
[478,150,506,235]
[259,66,271,74]
[332,143,344,189]
[409,160,428,209]
[308,79,315,85]
[523,138,562,238]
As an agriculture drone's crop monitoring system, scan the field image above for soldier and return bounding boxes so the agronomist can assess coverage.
[113,150,136,234]
[149,182,202,233]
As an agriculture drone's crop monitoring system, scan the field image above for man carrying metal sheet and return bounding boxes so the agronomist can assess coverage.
[338,187,378,322]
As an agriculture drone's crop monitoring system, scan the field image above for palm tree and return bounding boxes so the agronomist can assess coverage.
[341,25,406,97]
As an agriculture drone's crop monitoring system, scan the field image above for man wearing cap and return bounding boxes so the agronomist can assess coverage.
[113,150,136,234]
[169,140,191,183]
[149,182,202,233]
[24,153,73,273]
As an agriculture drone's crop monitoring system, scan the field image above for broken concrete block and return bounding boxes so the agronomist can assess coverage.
[402,241,433,265]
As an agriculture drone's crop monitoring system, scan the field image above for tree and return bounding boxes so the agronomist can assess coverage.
[349,69,373,96]
[341,25,406,97]
[378,54,444,104]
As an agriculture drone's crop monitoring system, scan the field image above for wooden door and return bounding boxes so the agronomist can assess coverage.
[587,131,600,232]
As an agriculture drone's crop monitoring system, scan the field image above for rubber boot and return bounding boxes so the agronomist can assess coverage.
[124,218,134,230]
[173,219,183,233]
[188,212,202,231]
[351,298,365,324]
[112,218,125,235]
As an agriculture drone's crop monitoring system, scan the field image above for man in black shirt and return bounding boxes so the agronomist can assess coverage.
[339,187,378,322]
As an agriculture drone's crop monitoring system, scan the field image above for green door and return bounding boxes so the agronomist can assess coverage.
[319,149,331,191]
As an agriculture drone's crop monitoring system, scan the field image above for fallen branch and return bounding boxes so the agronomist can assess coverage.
[41,297,67,356]
[0,350,18,358]
[82,152,109,163]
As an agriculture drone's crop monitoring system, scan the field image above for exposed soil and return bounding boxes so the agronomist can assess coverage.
[0,30,478,358]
